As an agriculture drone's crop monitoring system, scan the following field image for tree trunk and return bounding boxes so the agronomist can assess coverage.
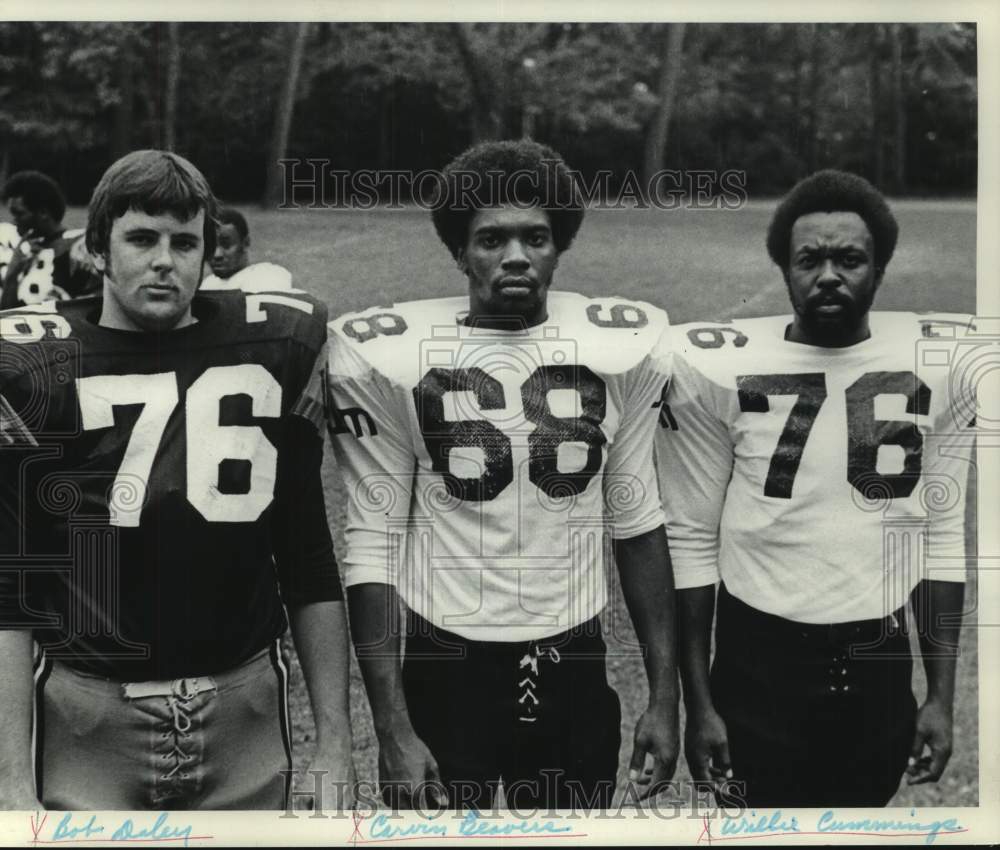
[804,23,823,174]
[263,22,310,207]
[450,23,502,142]
[164,22,181,151]
[642,23,687,188]
[868,24,884,186]
[112,28,134,160]
[890,23,907,193]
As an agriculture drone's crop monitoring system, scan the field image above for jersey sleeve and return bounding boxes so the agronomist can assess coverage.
[654,353,734,589]
[0,390,41,627]
[326,326,415,589]
[921,331,979,585]
[270,323,344,606]
[603,319,672,540]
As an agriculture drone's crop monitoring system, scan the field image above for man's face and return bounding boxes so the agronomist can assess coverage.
[96,208,206,332]
[460,206,558,327]
[209,222,249,280]
[785,211,881,347]
[6,196,42,238]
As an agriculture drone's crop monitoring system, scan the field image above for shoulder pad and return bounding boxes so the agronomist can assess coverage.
[329,296,467,384]
[225,262,293,293]
[885,311,976,340]
[674,316,788,356]
[205,289,328,351]
[0,301,78,342]
[547,291,671,374]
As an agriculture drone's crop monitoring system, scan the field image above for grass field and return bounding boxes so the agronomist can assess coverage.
[90,199,976,809]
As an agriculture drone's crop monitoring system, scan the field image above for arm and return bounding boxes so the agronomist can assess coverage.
[347,583,442,808]
[654,349,735,785]
[600,318,680,795]
[906,580,963,784]
[0,394,42,808]
[272,337,354,809]
[288,601,355,810]
[677,586,731,785]
[325,326,442,808]
[613,527,680,794]
[0,630,41,809]
[905,365,976,785]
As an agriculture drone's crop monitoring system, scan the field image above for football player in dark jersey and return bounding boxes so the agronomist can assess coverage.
[0,150,353,810]
[1,170,100,308]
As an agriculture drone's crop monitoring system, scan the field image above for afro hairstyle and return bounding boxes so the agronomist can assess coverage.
[431,140,584,260]
[766,169,898,276]
[2,170,67,222]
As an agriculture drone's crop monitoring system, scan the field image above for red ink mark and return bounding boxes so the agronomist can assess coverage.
[349,811,367,846]
[698,814,713,845]
[30,812,48,844]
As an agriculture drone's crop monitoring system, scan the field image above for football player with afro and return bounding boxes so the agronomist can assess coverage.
[1,170,100,308]
[657,169,974,806]
[328,139,680,810]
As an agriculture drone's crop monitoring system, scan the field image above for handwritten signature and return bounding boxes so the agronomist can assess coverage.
[31,812,209,846]
[697,809,967,846]
[349,811,581,843]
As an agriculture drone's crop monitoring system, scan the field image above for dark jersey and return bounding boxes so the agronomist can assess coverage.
[0,228,100,309]
[0,290,341,679]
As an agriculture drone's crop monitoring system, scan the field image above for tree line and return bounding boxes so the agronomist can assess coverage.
[0,22,977,205]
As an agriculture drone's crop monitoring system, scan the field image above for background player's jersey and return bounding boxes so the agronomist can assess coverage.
[0,289,341,679]
[655,312,977,623]
[328,291,671,641]
[201,261,293,292]
[0,228,100,307]
[0,221,19,280]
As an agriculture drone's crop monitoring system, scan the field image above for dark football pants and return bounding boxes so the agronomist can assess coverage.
[34,640,293,810]
[711,584,917,808]
[402,613,621,811]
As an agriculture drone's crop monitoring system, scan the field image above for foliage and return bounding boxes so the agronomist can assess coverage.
[0,21,978,202]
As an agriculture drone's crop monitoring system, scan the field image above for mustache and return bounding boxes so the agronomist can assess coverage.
[805,292,855,311]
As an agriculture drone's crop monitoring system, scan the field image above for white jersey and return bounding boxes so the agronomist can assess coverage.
[656,312,976,624]
[328,291,672,641]
[0,221,19,279]
[201,261,292,292]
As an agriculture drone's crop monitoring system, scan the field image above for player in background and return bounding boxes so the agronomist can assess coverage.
[0,220,20,280]
[657,170,974,806]
[1,170,100,308]
[0,150,353,810]
[328,140,680,810]
[201,207,293,292]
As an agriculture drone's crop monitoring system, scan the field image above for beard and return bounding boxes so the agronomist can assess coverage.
[792,287,876,345]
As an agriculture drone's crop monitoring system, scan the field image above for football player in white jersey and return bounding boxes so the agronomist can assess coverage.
[1,171,100,307]
[657,170,974,807]
[328,140,679,810]
[200,207,293,292]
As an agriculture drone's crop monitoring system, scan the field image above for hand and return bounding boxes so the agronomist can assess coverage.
[4,241,38,278]
[906,697,953,785]
[377,724,446,809]
[684,703,732,791]
[625,700,680,801]
[294,741,357,812]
